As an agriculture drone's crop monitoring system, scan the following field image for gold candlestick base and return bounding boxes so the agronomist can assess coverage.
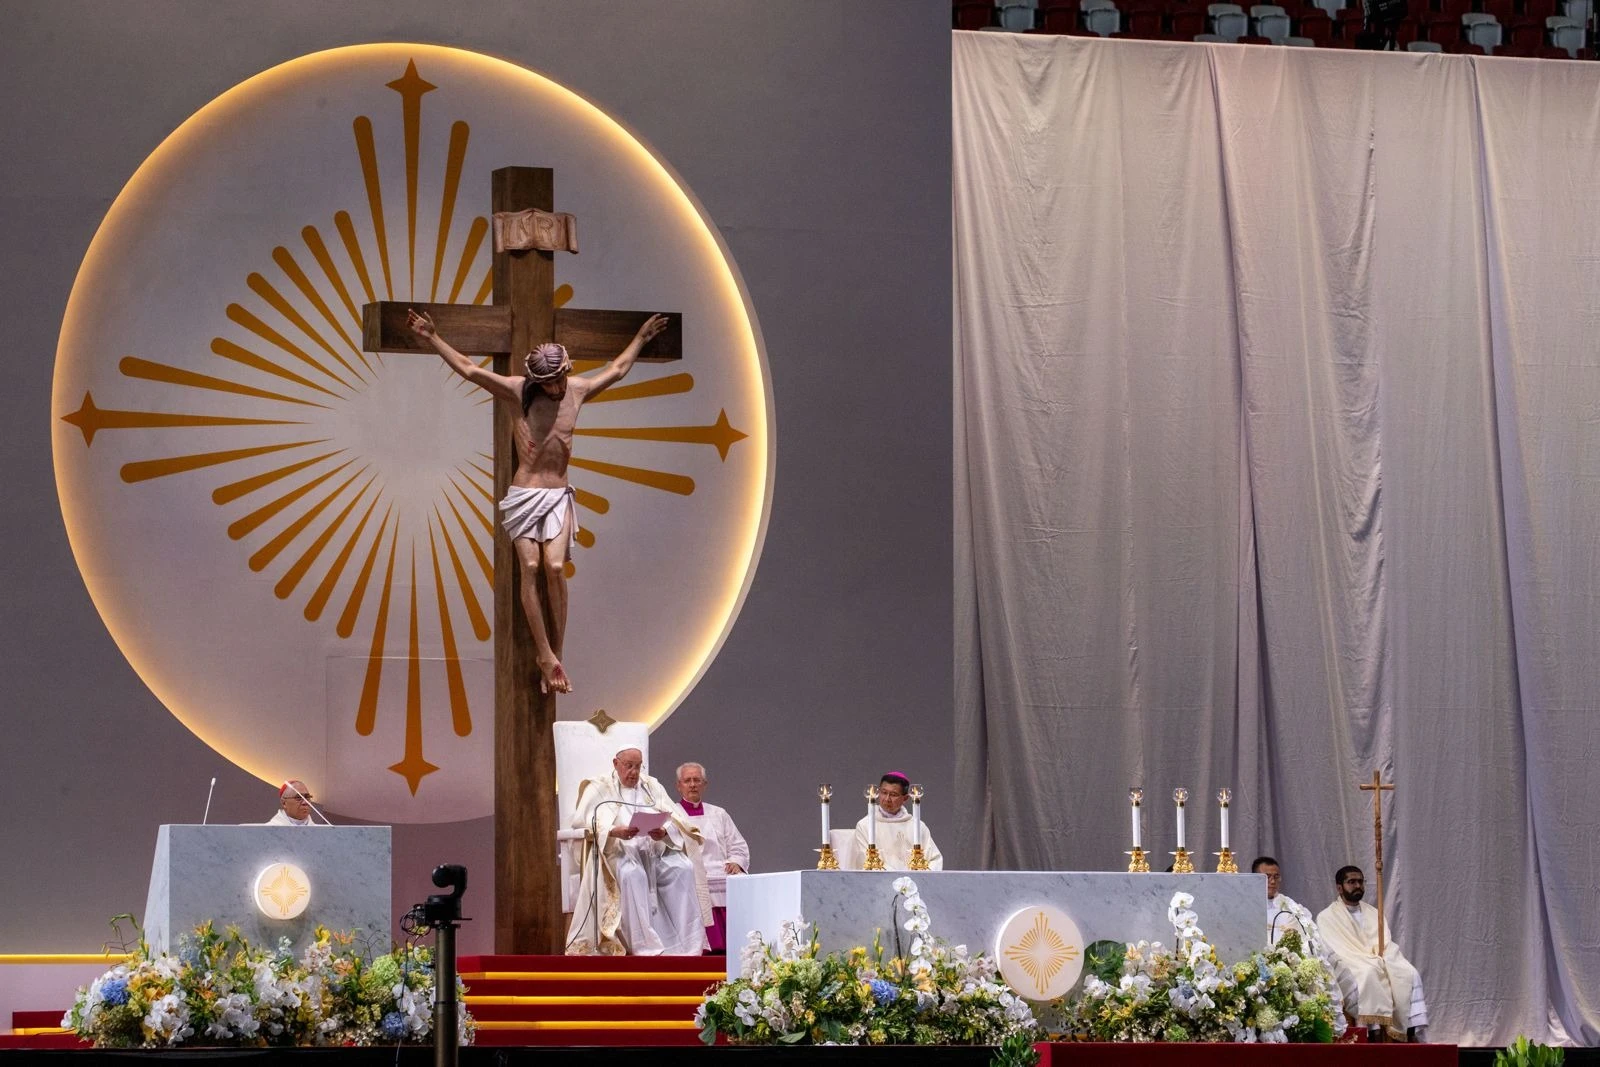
[862,844,886,871]
[908,844,930,871]
[816,843,840,870]
[1215,847,1238,873]
[1126,847,1151,873]
[1172,847,1195,873]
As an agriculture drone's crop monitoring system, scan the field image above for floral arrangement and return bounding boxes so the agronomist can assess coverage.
[696,877,1038,1046]
[64,920,473,1048]
[1053,892,1336,1043]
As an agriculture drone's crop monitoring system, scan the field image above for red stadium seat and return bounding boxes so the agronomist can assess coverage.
[954,1,996,29]
[1170,6,1210,32]
[1421,12,1461,41]
[1334,7,1366,35]
[1126,8,1167,33]
[1294,6,1335,38]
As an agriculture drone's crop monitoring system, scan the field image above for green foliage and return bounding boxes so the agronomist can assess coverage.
[65,923,473,1049]
[1495,1036,1566,1067]
[1052,893,1338,1044]
[992,1028,1042,1067]
[1085,940,1127,984]
[698,879,1039,1047]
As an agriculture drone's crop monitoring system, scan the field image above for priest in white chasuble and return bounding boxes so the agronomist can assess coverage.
[1316,866,1429,1041]
[852,772,943,870]
[675,762,749,954]
[1253,856,1347,1037]
[566,748,712,956]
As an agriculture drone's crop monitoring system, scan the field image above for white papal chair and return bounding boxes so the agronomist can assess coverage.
[554,719,651,922]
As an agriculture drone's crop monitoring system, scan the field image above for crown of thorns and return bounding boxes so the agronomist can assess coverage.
[525,342,571,381]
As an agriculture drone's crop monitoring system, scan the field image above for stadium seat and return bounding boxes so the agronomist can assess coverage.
[954,1,996,28]
[1406,37,1446,46]
[1547,13,1584,53]
[1461,12,1503,48]
[1209,2,1251,36]
[998,1,1040,29]
[1252,4,1296,37]
[1083,0,1123,34]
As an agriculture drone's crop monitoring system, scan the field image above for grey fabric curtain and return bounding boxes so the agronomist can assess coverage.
[954,32,1600,1045]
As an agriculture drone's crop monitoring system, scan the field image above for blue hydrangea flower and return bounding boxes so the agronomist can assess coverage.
[381,1011,408,1040]
[869,978,899,1007]
[100,978,130,1007]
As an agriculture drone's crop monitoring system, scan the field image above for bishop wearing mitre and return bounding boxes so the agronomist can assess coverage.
[566,747,712,956]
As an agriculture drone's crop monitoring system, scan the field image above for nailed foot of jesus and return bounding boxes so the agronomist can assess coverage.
[538,660,573,695]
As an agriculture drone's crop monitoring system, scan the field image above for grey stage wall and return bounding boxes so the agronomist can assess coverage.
[0,1,952,954]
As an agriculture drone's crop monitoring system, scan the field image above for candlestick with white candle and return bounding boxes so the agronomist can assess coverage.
[1174,787,1188,849]
[816,785,840,869]
[820,784,833,843]
[1217,787,1231,849]
[1127,788,1149,872]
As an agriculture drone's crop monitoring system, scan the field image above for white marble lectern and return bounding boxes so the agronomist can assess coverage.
[143,825,391,954]
[727,871,1265,981]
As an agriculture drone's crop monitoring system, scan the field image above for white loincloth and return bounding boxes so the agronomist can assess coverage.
[500,485,578,544]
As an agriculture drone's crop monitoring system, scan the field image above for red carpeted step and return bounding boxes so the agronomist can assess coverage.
[464,977,718,997]
[459,954,719,972]
[11,1011,67,1029]
[0,1034,88,1049]
[473,1022,704,1046]
[468,998,705,1023]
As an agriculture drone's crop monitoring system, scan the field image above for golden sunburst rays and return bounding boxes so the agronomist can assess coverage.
[1003,913,1081,998]
[59,57,751,797]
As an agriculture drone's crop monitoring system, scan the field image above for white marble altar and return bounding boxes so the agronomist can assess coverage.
[726,871,1266,982]
[142,825,391,954]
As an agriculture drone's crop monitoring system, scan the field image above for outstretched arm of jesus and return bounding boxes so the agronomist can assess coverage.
[577,313,670,401]
[406,309,522,403]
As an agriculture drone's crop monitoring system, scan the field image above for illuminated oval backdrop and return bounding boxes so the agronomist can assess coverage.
[53,45,772,823]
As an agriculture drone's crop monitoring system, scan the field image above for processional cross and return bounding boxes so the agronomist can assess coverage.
[1359,770,1395,956]
[361,166,680,953]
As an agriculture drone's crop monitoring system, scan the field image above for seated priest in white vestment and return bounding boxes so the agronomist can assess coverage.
[675,761,750,954]
[1315,865,1428,1041]
[1252,856,1347,1037]
[852,772,943,870]
[264,781,317,826]
[566,747,712,956]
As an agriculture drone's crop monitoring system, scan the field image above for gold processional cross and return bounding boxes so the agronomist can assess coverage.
[362,165,680,953]
[1359,770,1395,956]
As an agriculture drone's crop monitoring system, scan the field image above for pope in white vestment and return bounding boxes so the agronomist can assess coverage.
[675,762,750,953]
[566,748,712,957]
[1315,868,1428,1040]
[852,773,943,871]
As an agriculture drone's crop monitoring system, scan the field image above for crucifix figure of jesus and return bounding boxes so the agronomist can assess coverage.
[405,307,668,694]
[362,165,681,952]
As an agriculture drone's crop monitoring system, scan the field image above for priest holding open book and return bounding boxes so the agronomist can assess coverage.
[565,746,712,956]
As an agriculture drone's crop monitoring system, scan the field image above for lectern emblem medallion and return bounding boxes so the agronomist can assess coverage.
[995,906,1084,1001]
[254,863,312,920]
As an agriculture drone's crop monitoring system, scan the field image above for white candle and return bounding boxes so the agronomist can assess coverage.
[1220,806,1230,850]
[1131,803,1142,848]
[912,797,922,847]
[821,799,831,844]
[868,789,878,846]
[1175,805,1186,849]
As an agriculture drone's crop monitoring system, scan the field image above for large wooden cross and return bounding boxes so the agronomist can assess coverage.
[361,166,679,953]
[1359,770,1395,955]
